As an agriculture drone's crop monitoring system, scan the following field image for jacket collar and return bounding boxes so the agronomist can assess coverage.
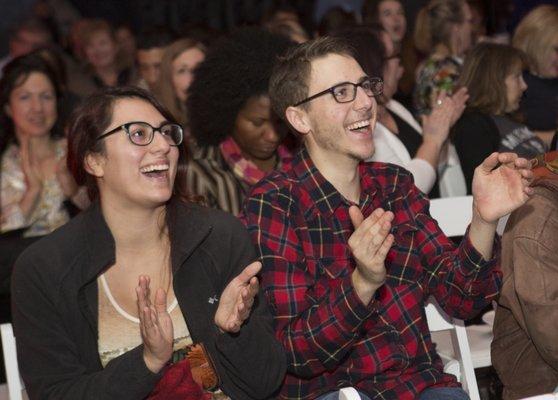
[80,199,213,283]
[291,147,377,217]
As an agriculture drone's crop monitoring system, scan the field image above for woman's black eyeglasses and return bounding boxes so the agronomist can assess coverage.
[96,121,184,147]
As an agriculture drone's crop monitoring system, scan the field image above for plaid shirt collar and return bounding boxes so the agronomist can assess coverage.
[291,147,379,217]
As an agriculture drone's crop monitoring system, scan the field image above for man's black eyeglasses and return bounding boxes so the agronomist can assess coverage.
[96,121,184,147]
[293,77,383,107]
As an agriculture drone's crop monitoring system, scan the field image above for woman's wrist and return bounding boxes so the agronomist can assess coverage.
[143,351,169,374]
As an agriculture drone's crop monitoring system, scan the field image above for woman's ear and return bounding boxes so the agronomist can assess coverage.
[84,152,105,178]
[285,106,312,137]
[4,104,12,118]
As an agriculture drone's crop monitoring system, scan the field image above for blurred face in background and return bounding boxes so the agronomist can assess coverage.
[377,0,406,43]
[84,30,118,70]
[454,2,474,56]
[115,26,136,60]
[172,47,205,102]
[381,31,404,100]
[504,64,527,113]
[10,28,52,58]
[137,47,165,91]
[539,40,558,78]
[7,72,57,138]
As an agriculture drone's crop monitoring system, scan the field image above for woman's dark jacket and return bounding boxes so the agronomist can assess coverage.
[11,200,286,400]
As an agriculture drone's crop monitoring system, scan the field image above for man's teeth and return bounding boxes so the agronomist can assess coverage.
[140,164,169,173]
[347,120,370,131]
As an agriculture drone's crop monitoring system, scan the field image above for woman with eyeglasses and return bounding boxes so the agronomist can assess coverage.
[335,26,468,197]
[11,86,286,400]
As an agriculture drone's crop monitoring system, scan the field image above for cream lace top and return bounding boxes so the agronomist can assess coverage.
[97,273,192,368]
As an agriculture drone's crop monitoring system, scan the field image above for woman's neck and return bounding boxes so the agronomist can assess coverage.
[101,200,168,253]
[17,133,54,159]
[251,154,278,172]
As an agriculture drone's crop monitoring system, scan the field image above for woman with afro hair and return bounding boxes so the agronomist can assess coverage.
[183,28,294,216]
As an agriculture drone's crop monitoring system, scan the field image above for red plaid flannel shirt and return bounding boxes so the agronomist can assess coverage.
[241,148,501,400]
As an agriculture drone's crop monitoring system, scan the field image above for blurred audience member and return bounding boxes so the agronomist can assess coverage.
[316,7,357,37]
[154,38,205,129]
[467,0,487,44]
[0,18,53,76]
[262,1,309,43]
[0,55,88,285]
[136,28,174,92]
[68,19,136,96]
[184,28,293,216]
[492,151,558,400]
[67,18,89,62]
[0,54,87,236]
[361,0,417,108]
[452,43,547,193]
[362,0,406,48]
[512,5,558,147]
[115,22,137,69]
[313,0,364,25]
[32,46,82,131]
[413,0,473,116]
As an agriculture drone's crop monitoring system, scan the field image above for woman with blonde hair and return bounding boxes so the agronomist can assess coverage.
[451,42,547,193]
[413,0,473,116]
[512,5,558,145]
[154,38,205,129]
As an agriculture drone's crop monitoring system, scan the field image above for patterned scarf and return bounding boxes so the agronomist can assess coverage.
[219,136,292,186]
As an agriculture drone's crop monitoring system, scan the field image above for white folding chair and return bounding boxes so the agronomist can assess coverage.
[425,301,480,400]
[0,323,26,400]
[427,195,498,399]
[428,196,473,237]
[339,387,362,400]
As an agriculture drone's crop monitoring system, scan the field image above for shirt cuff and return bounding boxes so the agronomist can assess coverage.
[460,227,501,278]
[334,274,377,332]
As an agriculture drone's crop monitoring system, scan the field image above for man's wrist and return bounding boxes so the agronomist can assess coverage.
[351,269,383,305]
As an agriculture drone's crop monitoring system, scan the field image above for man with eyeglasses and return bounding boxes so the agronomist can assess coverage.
[241,37,534,400]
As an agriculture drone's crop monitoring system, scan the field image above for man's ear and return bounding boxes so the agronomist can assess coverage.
[285,106,311,137]
[84,152,105,178]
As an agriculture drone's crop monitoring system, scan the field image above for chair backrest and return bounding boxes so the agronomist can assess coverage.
[425,302,480,400]
[427,196,481,400]
[429,196,473,237]
[1,323,24,400]
[339,387,362,400]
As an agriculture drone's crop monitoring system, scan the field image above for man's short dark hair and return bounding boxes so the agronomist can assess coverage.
[269,36,354,121]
